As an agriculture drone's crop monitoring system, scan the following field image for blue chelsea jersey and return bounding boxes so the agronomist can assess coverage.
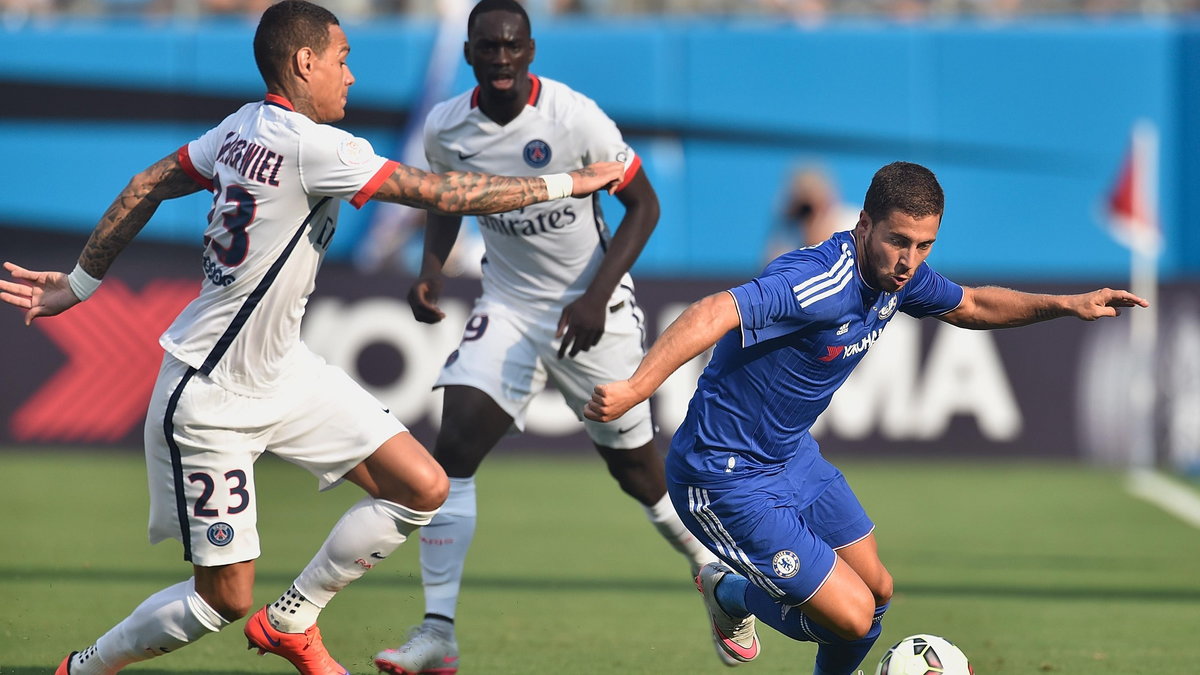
[671,230,964,474]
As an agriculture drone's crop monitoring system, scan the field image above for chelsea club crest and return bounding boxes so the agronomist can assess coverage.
[877,294,898,320]
[772,550,800,578]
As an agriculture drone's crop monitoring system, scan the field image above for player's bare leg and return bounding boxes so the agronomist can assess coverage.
[248,432,448,675]
[375,386,509,674]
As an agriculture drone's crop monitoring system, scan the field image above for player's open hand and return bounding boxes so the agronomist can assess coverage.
[1071,288,1149,320]
[0,262,80,326]
[556,293,607,359]
[570,162,625,197]
[583,380,643,422]
[407,276,446,324]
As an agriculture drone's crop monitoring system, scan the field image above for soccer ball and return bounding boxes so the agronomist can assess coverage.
[875,634,973,675]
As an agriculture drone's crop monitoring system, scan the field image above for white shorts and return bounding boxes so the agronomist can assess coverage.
[436,292,655,449]
[144,348,406,566]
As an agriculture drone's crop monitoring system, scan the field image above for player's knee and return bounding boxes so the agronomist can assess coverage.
[829,611,874,642]
[826,589,877,641]
[406,463,450,512]
[872,569,894,607]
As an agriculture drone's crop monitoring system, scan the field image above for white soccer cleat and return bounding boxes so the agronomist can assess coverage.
[696,561,760,666]
[373,623,459,675]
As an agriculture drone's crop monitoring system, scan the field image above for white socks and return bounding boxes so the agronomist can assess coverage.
[69,578,228,675]
[419,476,477,620]
[281,496,436,632]
[66,496,439,671]
[644,493,718,576]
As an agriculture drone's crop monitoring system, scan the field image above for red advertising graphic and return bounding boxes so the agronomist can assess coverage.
[3,239,1199,466]
[10,278,196,442]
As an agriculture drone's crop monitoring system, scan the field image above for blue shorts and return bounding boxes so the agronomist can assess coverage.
[666,442,873,606]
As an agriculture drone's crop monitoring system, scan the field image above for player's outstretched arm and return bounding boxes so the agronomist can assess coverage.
[940,285,1148,330]
[373,162,624,215]
[584,291,740,423]
[1,152,201,325]
[557,167,660,359]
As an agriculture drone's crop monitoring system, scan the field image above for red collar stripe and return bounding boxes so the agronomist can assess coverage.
[527,74,541,106]
[469,75,541,110]
[264,93,295,111]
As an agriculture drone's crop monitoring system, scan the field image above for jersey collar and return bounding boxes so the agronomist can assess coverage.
[470,74,542,109]
[264,93,295,111]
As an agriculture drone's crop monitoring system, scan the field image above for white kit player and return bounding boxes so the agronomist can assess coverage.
[0,3,622,675]
[372,2,719,674]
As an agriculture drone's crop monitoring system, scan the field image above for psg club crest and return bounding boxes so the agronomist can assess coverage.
[772,550,800,578]
[523,139,552,168]
[207,522,235,547]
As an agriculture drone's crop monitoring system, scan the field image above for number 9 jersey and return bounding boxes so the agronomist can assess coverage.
[163,94,397,397]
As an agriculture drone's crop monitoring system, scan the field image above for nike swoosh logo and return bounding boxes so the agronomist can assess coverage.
[258,621,281,648]
[370,552,387,560]
[617,425,637,434]
[458,150,482,160]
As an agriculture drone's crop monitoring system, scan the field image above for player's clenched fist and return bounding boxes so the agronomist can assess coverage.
[571,161,625,196]
[584,380,643,422]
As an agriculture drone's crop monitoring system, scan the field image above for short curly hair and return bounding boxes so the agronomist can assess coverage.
[863,162,944,224]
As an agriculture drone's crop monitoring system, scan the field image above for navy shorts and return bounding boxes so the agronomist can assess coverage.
[667,448,873,606]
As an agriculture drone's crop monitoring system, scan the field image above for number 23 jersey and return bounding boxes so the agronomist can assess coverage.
[164,94,397,396]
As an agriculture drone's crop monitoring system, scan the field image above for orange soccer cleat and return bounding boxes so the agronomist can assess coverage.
[244,605,350,675]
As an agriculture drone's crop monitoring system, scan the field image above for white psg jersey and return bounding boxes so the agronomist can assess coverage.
[424,75,640,311]
[163,94,396,396]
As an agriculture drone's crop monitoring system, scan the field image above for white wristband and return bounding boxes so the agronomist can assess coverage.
[67,263,102,301]
[540,173,574,200]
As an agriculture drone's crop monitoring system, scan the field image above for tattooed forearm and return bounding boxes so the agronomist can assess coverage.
[375,164,550,215]
[78,153,203,278]
[1032,306,1059,321]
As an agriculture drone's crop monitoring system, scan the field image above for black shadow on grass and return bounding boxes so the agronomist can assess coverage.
[5,565,1200,602]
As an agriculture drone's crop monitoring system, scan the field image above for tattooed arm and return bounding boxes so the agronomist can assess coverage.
[938,285,1148,330]
[0,152,202,324]
[372,161,624,214]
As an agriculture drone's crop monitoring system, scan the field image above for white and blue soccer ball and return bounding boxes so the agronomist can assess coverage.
[875,634,973,675]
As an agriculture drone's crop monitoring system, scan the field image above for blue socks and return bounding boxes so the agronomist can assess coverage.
[714,567,890,675]
[740,581,888,675]
[714,573,750,618]
[812,602,888,675]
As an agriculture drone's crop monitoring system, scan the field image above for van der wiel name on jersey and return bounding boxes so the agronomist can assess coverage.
[216,132,284,187]
[477,205,576,236]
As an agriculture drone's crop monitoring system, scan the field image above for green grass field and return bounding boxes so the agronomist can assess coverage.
[3,450,1200,674]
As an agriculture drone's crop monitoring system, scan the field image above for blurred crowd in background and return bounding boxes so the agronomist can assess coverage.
[2,0,1197,25]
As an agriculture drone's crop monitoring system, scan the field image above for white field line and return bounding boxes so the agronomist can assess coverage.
[1127,469,1200,529]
